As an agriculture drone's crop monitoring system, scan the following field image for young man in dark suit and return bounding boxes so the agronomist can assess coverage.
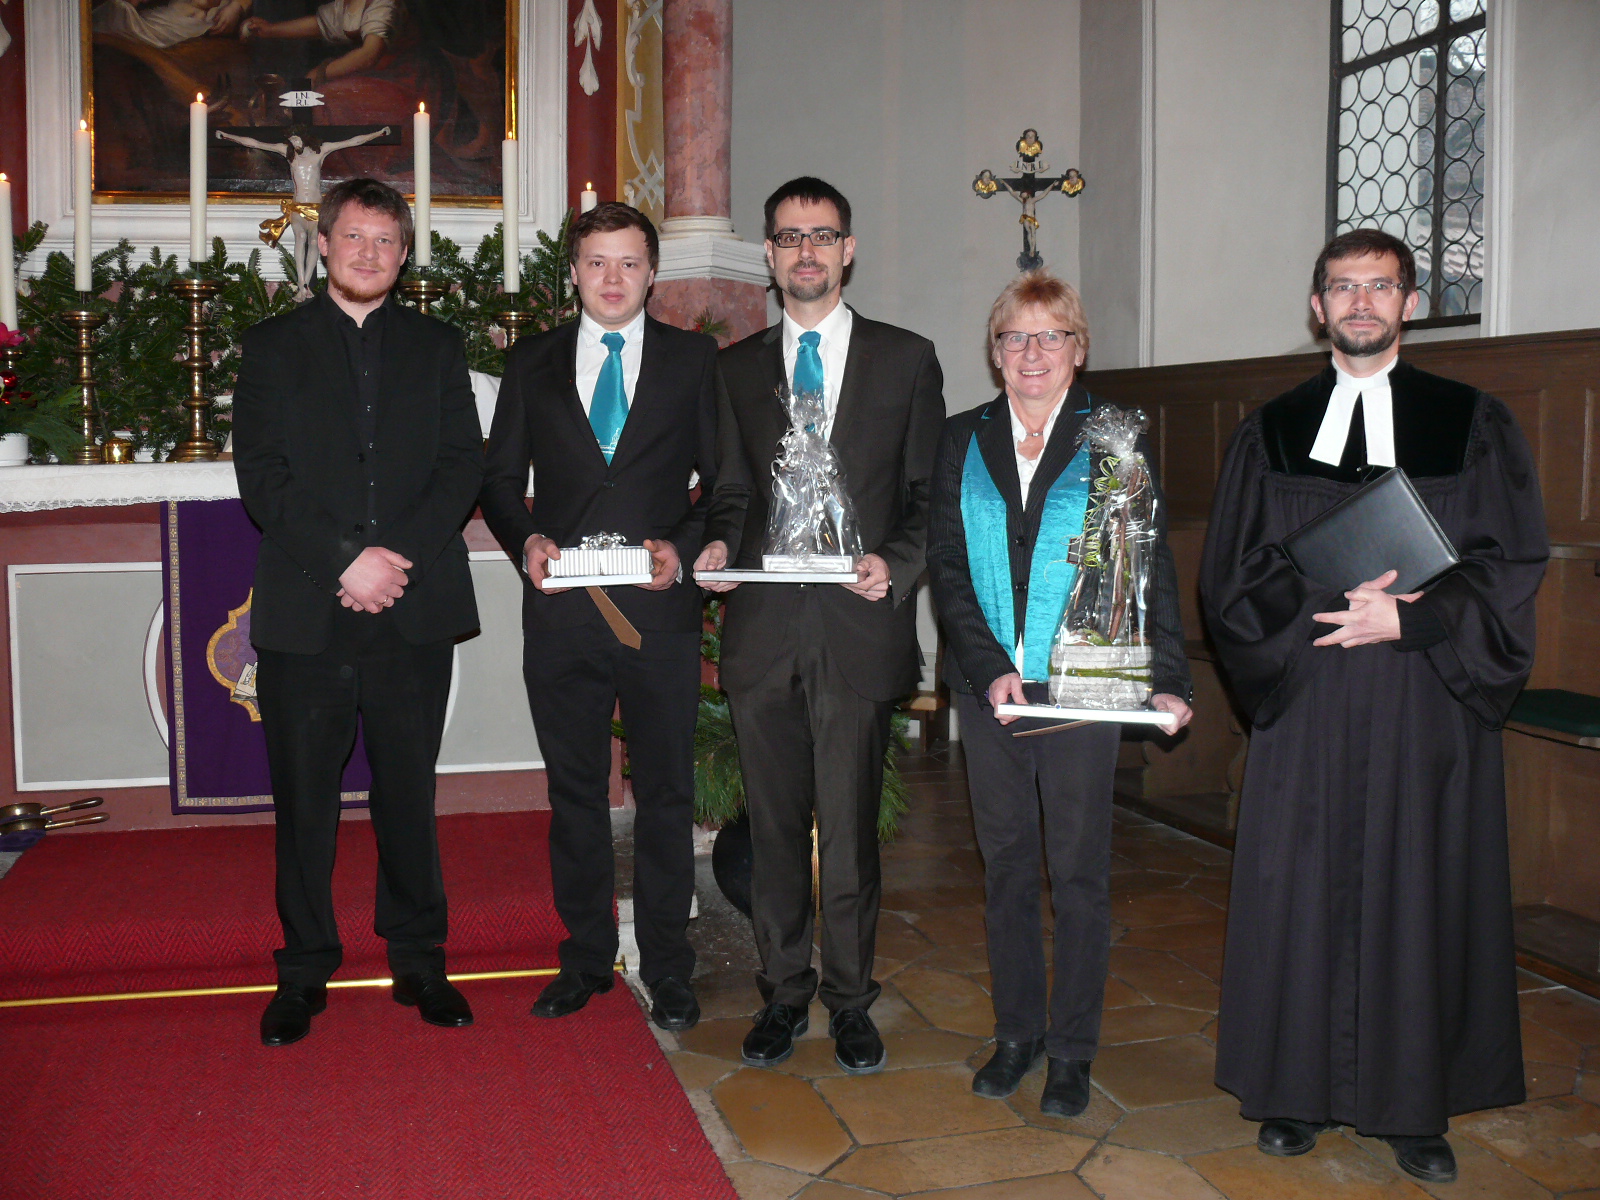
[233,177,485,1046]
[696,177,946,1073]
[480,203,718,1031]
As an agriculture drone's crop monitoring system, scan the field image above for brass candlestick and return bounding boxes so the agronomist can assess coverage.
[496,308,534,349]
[168,277,223,462]
[58,302,108,465]
[0,341,19,379]
[398,277,448,315]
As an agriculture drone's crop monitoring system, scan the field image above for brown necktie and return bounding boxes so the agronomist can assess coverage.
[586,586,643,649]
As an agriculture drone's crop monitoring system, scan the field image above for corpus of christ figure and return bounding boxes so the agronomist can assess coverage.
[217,124,392,300]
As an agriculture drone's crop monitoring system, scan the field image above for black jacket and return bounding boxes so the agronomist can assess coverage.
[232,293,484,654]
[926,389,1190,701]
[705,311,946,702]
[479,315,719,633]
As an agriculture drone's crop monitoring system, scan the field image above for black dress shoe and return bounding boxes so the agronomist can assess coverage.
[392,972,474,1027]
[649,977,700,1031]
[531,968,614,1018]
[260,982,326,1047]
[830,1007,885,1075]
[1039,1057,1093,1117]
[1257,1118,1333,1157]
[972,1037,1047,1098]
[1382,1134,1457,1183]
[740,1002,809,1066]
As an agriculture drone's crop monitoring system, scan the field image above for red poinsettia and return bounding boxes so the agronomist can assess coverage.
[0,323,23,350]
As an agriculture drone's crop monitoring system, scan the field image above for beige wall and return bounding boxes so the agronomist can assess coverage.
[730,0,1082,413]
[1148,0,1329,367]
[1502,1,1600,336]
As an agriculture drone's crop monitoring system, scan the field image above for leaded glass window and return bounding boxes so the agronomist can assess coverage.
[1329,0,1487,325]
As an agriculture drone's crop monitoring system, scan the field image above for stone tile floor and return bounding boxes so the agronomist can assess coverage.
[642,745,1600,1199]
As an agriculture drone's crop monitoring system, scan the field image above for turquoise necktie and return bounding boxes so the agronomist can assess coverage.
[591,331,628,463]
[794,330,824,397]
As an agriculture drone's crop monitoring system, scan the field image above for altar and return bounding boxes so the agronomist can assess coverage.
[0,464,548,830]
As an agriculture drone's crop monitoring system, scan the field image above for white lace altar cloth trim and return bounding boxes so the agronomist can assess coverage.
[0,463,241,513]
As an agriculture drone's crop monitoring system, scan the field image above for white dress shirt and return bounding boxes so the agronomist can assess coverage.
[1010,394,1068,507]
[575,309,646,417]
[1007,392,1070,674]
[1309,356,1399,469]
[781,302,853,438]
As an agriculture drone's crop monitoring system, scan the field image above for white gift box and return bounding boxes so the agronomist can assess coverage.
[541,543,653,589]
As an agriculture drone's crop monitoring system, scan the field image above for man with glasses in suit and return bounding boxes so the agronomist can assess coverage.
[696,176,946,1074]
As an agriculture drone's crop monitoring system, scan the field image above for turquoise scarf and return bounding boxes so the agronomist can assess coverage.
[960,421,1092,681]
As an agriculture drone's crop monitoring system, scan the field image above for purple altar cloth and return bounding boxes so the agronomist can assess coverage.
[163,500,371,813]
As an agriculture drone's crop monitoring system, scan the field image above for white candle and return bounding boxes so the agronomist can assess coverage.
[0,174,15,331]
[189,93,207,264]
[74,120,93,293]
[413,103,431,267]
[502,135,519,294]
[581,183,598,213]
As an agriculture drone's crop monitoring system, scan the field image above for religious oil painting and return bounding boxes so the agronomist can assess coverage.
[82,0,513,201]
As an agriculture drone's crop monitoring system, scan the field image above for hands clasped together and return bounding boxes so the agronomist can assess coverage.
[338,546,412,613]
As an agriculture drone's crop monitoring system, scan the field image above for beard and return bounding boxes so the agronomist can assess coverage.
[1328,313,1400,359]
[782,266,833,303]
[327,263,396,306]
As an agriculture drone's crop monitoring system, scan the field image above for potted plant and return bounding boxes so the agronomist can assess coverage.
[0,325,81,465]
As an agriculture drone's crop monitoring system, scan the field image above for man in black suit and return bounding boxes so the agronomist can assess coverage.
[233,177,484,1046]
[696,177,945,1073]
[480,202,718,1032]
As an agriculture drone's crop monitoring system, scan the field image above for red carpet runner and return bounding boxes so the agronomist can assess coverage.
[0,813,738,1199]
[0,812,564,999]
[1,981,736,1199]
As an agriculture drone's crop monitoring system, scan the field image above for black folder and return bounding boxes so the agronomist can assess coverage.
[1281,467,1460,594]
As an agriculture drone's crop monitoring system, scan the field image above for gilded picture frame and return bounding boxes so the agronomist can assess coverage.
[80,0,517,205]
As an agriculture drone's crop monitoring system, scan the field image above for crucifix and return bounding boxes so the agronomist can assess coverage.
[216,95,401,301]
[973,129,1085,272]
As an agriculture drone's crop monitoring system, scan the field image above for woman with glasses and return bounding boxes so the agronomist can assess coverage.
[926,270,1192,1116]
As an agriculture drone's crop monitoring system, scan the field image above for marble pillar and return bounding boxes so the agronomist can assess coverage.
[649,0,768,343]
[662,0,732,232]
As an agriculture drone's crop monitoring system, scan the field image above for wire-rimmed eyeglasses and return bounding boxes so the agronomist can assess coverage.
[1321,280,1403,298]
[995,329,1075,353]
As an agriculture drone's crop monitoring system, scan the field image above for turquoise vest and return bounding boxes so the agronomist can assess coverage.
[960,419,1092,681]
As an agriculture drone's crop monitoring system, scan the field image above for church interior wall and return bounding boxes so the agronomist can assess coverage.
[1146,0,1330,368]
[729,0,1082,415]
[1076,0,1145,374]
[1502,0,1600,338]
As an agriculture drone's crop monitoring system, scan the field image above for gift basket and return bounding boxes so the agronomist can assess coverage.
[1046,405,1157,710]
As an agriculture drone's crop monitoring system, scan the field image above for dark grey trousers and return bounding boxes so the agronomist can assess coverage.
[729,596,893,1014]
[955,687,1120,1060]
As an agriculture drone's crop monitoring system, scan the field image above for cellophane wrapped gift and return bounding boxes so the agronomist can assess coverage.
[763,386,862,570]
[1048,406,1157,709]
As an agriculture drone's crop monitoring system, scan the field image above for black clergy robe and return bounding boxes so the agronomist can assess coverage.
[1200,360,1548,1136]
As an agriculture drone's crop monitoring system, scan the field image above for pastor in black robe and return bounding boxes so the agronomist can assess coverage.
[1200,360,1548,1137]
